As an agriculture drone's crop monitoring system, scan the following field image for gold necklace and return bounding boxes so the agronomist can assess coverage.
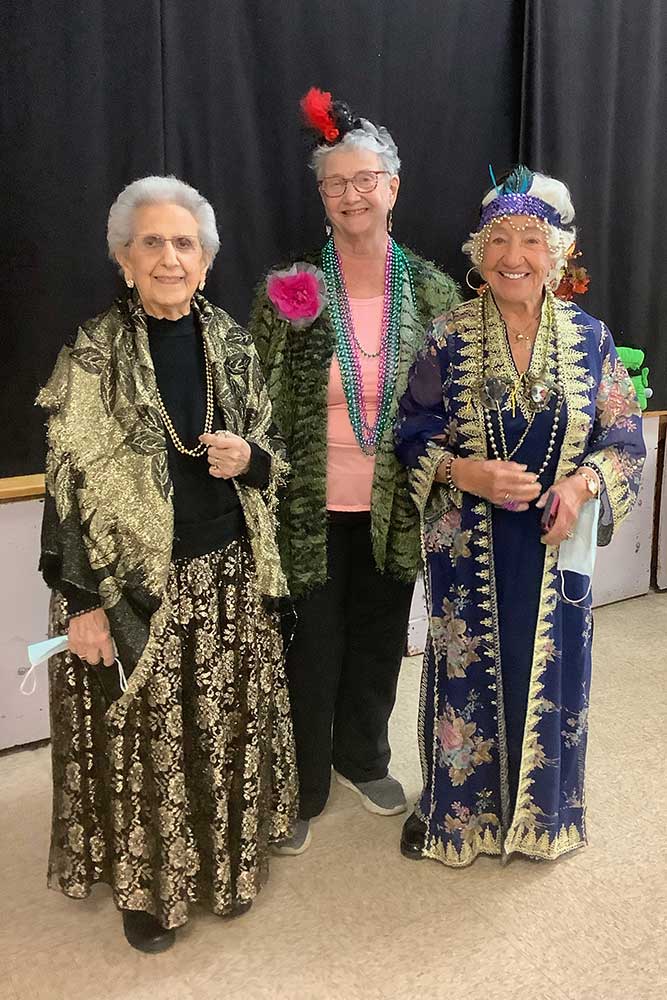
[155,341,214,457]
[505,314,540,345]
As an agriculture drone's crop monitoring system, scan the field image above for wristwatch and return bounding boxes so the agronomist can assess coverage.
[575,466,600,498]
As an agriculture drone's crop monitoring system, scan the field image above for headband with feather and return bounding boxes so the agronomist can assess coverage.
[300,87,361,148]
[476,163,566,232]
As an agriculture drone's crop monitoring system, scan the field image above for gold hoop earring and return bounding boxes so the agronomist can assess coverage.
[465,267,485,292]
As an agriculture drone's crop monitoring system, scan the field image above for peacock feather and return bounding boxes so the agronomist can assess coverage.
[500,164,534,194]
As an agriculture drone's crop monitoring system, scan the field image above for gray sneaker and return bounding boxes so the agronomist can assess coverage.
[271,818,311,855]
[334,772,407,816]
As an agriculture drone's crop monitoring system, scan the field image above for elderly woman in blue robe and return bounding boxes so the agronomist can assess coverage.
[395,166,645,866]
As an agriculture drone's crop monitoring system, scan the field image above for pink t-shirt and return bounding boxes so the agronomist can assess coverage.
[326,296,383,511]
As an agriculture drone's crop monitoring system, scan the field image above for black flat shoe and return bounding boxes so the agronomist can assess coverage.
[122,909,175,953]
[400,811,427,860]
[229,900,252,918]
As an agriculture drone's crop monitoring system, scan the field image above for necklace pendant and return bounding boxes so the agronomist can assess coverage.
[526,377,557,412]
[479,376,510,410]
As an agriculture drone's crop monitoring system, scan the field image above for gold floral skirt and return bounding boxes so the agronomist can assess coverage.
[47,540,298,928]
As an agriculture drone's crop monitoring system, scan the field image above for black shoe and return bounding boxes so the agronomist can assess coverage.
[400,811,427,860]
[229,900,252,918]
[122,909,175,953]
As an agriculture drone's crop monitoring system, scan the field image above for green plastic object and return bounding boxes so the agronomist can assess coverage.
[617,345,652,411]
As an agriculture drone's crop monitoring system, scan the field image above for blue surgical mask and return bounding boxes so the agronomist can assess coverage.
[557,498,600,605]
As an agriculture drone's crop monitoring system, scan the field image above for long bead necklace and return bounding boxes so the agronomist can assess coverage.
[322,235,409,456]
[480,294,563,477]
[154,340,214,457]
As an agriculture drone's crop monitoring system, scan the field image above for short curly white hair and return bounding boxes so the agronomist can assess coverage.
[462,170,576,286]
[310,118,401,178]
[107,175,220,269]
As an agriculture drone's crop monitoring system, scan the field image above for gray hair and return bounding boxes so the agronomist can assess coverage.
[107,175,220,268]
[462,171,576,286]
[310,118,401,178]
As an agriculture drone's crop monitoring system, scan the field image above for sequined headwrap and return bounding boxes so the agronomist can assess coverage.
[475,194,564,232]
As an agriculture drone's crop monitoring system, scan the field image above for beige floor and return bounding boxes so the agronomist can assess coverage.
[2,592,666,1000]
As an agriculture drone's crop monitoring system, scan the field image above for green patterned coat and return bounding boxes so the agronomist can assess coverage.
[249,248,460,597]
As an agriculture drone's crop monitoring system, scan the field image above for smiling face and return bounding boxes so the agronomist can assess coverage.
[480,216,552,310]
[116,202,209,319]
[318,146,399,243]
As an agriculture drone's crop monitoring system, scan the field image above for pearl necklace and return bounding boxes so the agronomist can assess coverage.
[155,340,214,457]
[478,294,563,476]
[322,235,411,456]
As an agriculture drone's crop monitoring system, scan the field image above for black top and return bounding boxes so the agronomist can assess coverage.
[63,310,269,614]
[148,311,269,558]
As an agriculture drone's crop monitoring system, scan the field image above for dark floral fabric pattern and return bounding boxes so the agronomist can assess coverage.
[47,542,298,928]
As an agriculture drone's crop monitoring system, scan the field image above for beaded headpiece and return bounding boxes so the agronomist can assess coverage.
[476,194,564,232]
[466,164,576,272]
[474,164,569,233]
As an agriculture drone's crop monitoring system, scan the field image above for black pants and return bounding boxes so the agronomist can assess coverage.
[285,513,414,820]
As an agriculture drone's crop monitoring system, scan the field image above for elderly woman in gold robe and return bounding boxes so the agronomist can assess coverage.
[37,176,297,952]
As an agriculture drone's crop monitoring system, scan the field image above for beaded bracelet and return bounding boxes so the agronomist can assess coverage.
[446,455,457,490]
[68,605,101,621]
[441,453,457,491]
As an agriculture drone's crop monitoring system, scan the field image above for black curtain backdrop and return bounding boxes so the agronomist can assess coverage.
[520,0,667,395]
[1,0,664,477]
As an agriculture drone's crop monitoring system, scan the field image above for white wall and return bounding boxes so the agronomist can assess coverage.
[0,499,51,750]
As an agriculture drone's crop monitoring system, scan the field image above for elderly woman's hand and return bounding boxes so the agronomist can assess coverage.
[200,431,251,479]
[536,475,593,546]
[446,458,541,511]
[68,608,115,666]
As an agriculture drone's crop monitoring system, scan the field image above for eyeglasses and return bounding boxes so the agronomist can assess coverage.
[318,170,389,198]
[129,234,201,255]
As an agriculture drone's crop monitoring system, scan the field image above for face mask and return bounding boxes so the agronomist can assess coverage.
[21,634,128,697]
[557,498,600,605]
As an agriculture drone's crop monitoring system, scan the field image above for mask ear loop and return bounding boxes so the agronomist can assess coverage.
[114,641,129,692]
[559,571,592,606]
[117,660,128,692]
[20,663,38,697]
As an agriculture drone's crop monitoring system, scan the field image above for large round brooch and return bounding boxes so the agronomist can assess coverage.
[480,377,509,409]
[526,378,557,412]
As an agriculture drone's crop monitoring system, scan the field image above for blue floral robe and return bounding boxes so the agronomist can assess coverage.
[395,290,645,865]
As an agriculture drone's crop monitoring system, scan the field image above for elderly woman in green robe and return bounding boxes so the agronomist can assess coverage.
[37,176,297,952]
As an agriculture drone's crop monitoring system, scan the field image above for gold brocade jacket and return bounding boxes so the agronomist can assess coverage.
[37,293,288,707]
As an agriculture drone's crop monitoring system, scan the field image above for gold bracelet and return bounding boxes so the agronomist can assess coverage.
[574,466,600,498]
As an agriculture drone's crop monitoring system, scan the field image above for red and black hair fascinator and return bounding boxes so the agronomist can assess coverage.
[300,87,361,147]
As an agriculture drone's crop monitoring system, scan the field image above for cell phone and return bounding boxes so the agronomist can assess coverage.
[540,491,560,533]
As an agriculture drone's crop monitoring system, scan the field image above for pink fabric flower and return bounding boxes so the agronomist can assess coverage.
[266,263,327,330]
